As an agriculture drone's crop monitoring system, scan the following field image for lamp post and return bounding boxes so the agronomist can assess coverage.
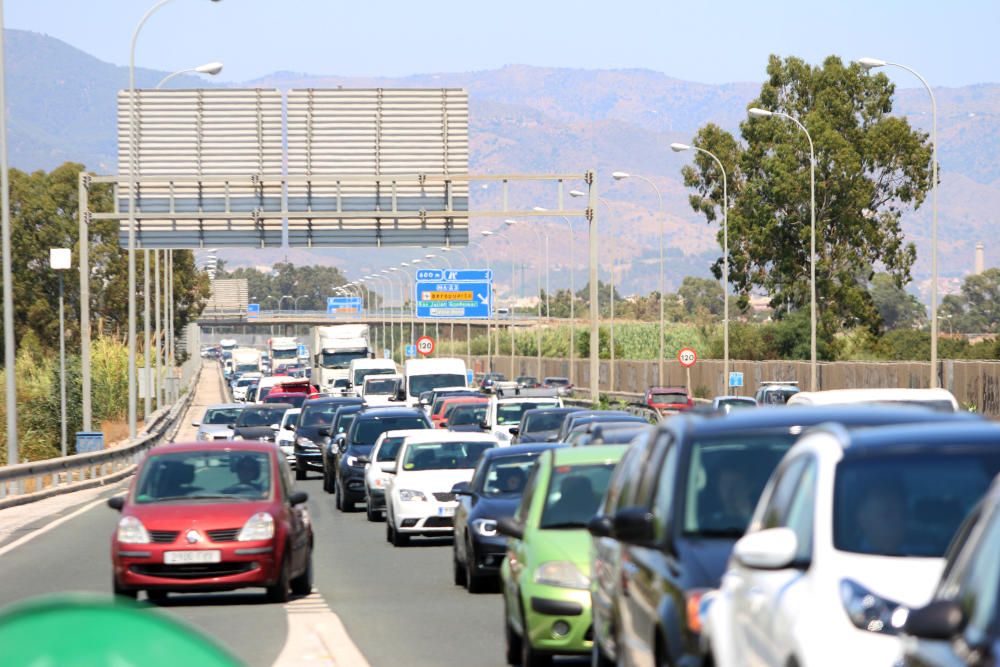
[0,1,17,464]
[534,206,576,380]
[51,249,71,456]
[383,270,402,361]
[611,172,666,385]
[156,61,224,88]
[858,57,939,388]
[482,229,516,377]
[669,144,730,392]
[294,295,310,311]
[748,107,817,391]
[278,294,293,311]
[505,220,544,379]
[441,245,475,362]
[573,191,618,391]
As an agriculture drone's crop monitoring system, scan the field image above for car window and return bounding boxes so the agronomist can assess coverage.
[651,392,688,404]
[651,440,680,543]
[401,442,495,471]
[942,504,1000,643]
[409,373,468,396]
[353,416,429,446]
[334,412,358,434]
[524,411,570,433]
[135,451,272,502]
[365,378,399,395]
[516,461,543,523]
[833,451,1000,558]
[540,462,617,529]
[682,433,796,538]
[237,408,285,428]
[497,401,559,425]
[602,436,649,516]
[480,454,539,497]
[203,408,242,425]
[375,436,406,462]
[759,457,810,531]
[783,459,817,562]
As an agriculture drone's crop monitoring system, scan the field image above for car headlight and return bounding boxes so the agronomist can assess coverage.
[232,435,244,441]
[399,489,427,502]
[839,578,909,635]
[196,431,207,441]
[533,560,590,590]
[345,455,361,468]
[116,516,151,544]
[237,512,275,542]
[472,518,498,537]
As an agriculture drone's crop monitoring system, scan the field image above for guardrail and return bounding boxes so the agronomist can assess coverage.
[0,361,203,511]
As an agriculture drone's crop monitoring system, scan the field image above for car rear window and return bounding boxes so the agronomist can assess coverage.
[135,451,272,503]
[540,463,617,529]
[353,416,429,445]
[203,408,242,425]
[524,412,569,433]
[237,407,286,427]
[652,392,688,403]
[497,401,560,425]
[401,441,495,471]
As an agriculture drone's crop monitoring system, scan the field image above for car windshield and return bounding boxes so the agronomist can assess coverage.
[544,378,569,386]
[235,363,258,373]
[481,454,539,497]
[353,416,428,446]
[376,436,406,462]
[719,398,755,409]
[540,462,617,529]
[497,401,559,425]
[320,350,367,369]
[272,348,298,361]
[355,367,395,386]
[517,377,537,384]
[833,450,1000,558]
[445,400,483,418]
[135,451,272,503]
[524,411,570,433]
[409,374,468,396]
[203,408,242,425]
[365,378,399,395]
[683,433,798,537]
[334,411,359,434]
[333,379,349,388]
[236,407,287,428]
[401,441,495,471]
[760,387,799,404]
[450,405,487,426]
[652,392,688,403]
[266,395,306,408]
[235,378,257,388]
[300,404,338,427]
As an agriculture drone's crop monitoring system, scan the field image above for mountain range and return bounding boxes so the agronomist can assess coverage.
[7,28,1000,298]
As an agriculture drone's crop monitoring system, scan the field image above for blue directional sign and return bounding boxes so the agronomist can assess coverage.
[414,268,492,319]
[405,344,417,358]
[297,344,308,358]
[327,296,363,315]
[247,303,260,320]
[728,371,744,388]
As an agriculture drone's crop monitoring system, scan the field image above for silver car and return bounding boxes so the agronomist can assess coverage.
[192,403,245,441]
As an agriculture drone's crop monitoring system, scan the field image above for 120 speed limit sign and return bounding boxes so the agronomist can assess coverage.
[677,347,698,368]
[416,336,435,357]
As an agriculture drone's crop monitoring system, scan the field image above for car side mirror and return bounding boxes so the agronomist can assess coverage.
[904,599,966,640]
[497,516,525,540]
[107,496,125,511]
[546,434,559,442]
[509,427,520,436]
[270,423,280,431]
[191,421,200,427]
[420,398,430,406]
[587,514,613,538]
[357,455,370,465]
[451,481,471,496]
[289,491,309,506]
[287,423,296,432]
[378,462,396,474]
[227,423,236,430]
[733,527,798,570]
[318,428,332,437]
[612,506,656,545]
[479,421,490,430]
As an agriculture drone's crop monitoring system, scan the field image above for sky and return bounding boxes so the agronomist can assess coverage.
[6,0,999,87]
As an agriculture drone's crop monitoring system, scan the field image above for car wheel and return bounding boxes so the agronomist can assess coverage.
[266,556,291,603]
[520,600,552,667]
[290,550,313,596]
[591,641,615,667]
[112,575,137,600]
[385,519,393,543]
[334,482,344,510]
[465,541,486,593]
[453,546,467,587]
[390,522,409,547]
[146,590,168,604]
[295,459,306,481]
[366,497,379,522]
[503,596,522,665]
[322,467,334,494]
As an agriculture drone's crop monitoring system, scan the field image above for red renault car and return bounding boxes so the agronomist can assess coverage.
[108,441,313,603]
[644,386,695,413]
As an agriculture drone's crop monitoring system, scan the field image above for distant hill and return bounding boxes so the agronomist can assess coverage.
[7,29,1000,296]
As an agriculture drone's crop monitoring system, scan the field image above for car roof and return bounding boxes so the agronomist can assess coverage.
[787,387,958,407]
[524,407,581,416]
[551,444,629,465]
[828,421,1000,458]
[572,413,646,426]
[480,443,565,459]
[304,396,364,407]
[379,429,432,439]
[649,386,687,392]
[205,403,244,410]
[243,402,292,410]
[150,441,276,454]
[355,407,426,419]
[401,431,498,444]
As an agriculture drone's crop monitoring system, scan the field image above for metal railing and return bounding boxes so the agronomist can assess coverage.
[0,361,202,510]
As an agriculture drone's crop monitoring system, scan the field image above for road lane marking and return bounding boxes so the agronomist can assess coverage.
[275,589,370,667]
[0,494,112,558]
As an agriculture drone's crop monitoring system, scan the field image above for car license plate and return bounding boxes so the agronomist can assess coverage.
[437,506,455,517]
[164,550,221,565]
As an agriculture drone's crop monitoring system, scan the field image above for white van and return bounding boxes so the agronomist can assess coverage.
[786,387,960,412]
[361,374,404,407]
[347,358,398,396]
[403,358,468,407]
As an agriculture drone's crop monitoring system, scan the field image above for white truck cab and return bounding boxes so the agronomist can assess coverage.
[348,358,398,396]
[485,388,562,442]
[403,358,468,407]
[361,374,404,407]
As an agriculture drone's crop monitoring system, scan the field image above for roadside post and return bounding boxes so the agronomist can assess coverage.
[678,347,697,399]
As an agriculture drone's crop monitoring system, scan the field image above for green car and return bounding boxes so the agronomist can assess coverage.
[498,444,628,666]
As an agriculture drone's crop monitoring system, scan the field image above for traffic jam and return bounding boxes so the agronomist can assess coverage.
[107,326,1000,667]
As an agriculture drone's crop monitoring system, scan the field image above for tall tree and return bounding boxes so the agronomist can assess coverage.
[681,55,933,337]
[869,273,927,330]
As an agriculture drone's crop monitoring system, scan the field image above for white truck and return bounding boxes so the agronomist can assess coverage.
[219,338,238,353]
[231,347,262,376]
[348,358,398,395]
[403,357,468,407]
[309,325,372,392]
[268,337,299,369]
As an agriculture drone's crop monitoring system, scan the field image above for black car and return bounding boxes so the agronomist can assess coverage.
[294,396,364,480]
[512,407,583,443]
[448,403,489,432]
[321,404,365,492]
[590,405,980,667]
[452,443,563,592]
[555,410,637,443]
[902,470,1000,667]
[331,408,431,512]
[231,403,292,443]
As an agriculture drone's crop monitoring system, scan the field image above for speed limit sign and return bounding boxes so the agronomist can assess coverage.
[677,347,698,368]
[416,335,435,357]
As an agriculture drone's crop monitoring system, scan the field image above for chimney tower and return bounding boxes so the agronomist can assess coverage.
[976,242,985,274]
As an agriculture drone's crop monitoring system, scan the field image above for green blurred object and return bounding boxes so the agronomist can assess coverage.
[0,594,242,666]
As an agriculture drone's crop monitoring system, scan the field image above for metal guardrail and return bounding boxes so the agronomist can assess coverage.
[0,361,203,510]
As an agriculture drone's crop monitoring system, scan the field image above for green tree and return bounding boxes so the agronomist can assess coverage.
[869,273,927,330]
[218,262,357,311]
[678,277,724,319]
[939,268,1000,333]
[681,55,933,337]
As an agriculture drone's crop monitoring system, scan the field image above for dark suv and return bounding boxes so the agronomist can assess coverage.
[294,396,363,480]
[589,405,978,667]
[331,408,430,512]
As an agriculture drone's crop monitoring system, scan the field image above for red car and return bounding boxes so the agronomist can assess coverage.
[645,386,695,412]
[263,391,309,409]
[108,441,313,603]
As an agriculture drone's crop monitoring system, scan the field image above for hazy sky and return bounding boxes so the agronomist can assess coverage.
[6,0,998,87]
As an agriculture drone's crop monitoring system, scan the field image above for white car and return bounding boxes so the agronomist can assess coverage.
[384,431,499,546]
[786,387,959,412]
[361,374,403,408]
[275,407,300,466]
[363,429,428,521]
[705,420,1000,667]
[486,390,562,442]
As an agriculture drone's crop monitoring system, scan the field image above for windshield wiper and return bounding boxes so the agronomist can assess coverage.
[151,494,244,502]
[687,528,745,538]
[540,522,587,530]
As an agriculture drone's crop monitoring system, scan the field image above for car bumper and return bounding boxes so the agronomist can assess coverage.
[367,487,386,509]
[112,541,280,591]
[523,586,593,655]
[295,451,323,469]
[469,535,507,575]
[394,501,458,534]
[339,466,367,502]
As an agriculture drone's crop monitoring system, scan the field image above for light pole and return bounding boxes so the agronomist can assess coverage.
[611,172,666,386]
[382,270,402,361]
[858,57,939,388]
[441,245,475,362]
[278,294,293,311]
[669,144,730,392]
[483,229,516,377]
[505,220,544,379]
[50,249,71,456]
[0,6,17,464]
[573,191,619,391]
[534,206,576,380]
[156,61,224,88]
[294,295,310,311]
[749,107,817,391]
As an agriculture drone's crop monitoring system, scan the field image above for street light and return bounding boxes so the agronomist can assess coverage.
[293,295,310,311]
[505,219,545,379]
[670,143,731,392]
[156,61,224,88]
[483,228,517,376]
[611,171,668,386]
[278,294,293,311]
[534,206,577,377]
[50,249,71,457]
[748,106,818,391]
[858,57,939,388]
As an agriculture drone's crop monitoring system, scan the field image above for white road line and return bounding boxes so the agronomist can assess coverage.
[274,589,370,667]
[0,494,112,558]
